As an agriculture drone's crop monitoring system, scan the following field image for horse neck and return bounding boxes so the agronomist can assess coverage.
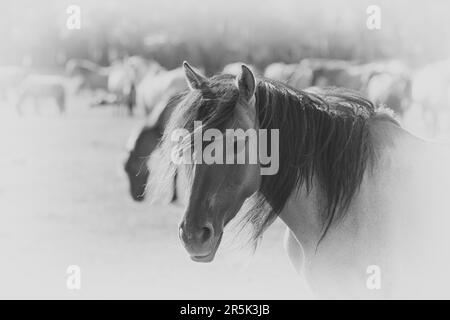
[279,117,418,258]
[278,178,324,258]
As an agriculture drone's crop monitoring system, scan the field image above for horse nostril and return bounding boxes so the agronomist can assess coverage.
[200,225,213,243]
[179,221,214,246]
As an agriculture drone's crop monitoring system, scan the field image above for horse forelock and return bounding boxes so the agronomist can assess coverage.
[158,74,239,181]
[162,74,239,142]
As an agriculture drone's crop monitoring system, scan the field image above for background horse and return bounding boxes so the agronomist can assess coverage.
[264,62,312,88]
[0,66,28,102]
[124,94,183,201]
[124,64,202,201]
[65,59,110,93]
[15,74,66,114]
[136,67,190,116]
[159,62,450,298]
[107,56,164,115]
[264,59,412,117]
[66,57,162,115]
[106,61,136,115]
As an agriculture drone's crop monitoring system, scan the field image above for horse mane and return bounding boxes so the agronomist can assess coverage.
[160,74,399,244]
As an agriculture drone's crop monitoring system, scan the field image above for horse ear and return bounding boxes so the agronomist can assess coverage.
[183,61,206,90]
[236,64,256,101]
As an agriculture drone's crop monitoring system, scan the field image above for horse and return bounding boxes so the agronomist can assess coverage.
[265,59,359,90]
[306,59,375,92]
[65,59,110,92]
[124,56,163,85]
[106,60,139,115]
[0,66,28,102]
[264,62,311,88]
[309,60,413,117]
[158,62,450,298]
[124,94,182,201]
[16,74,66,114]
[124,65,197,201]
[123,65,204,201]
[108,56,164,115]
[66,57,159,115]
[265,59,412,117]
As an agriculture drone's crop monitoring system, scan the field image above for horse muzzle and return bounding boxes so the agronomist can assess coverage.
[179,221,223,263]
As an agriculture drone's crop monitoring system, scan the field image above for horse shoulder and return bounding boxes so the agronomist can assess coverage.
[368,123,450,294]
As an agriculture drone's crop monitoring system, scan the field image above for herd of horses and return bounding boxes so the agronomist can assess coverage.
[1,56,447,124]
[0,56,165,115]
[2,55,450,298]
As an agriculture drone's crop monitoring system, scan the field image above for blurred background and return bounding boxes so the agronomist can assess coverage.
[0,0,449,298]
[1,0,449,71]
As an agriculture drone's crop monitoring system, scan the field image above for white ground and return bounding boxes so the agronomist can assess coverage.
[0,96,310,299]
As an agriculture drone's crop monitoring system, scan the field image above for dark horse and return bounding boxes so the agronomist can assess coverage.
[158,62,450,298]
[124,94,181,201]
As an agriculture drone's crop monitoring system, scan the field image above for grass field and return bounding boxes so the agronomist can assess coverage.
[0,96,309,299]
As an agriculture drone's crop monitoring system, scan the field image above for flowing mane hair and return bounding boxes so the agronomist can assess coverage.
[159,74,398,244]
